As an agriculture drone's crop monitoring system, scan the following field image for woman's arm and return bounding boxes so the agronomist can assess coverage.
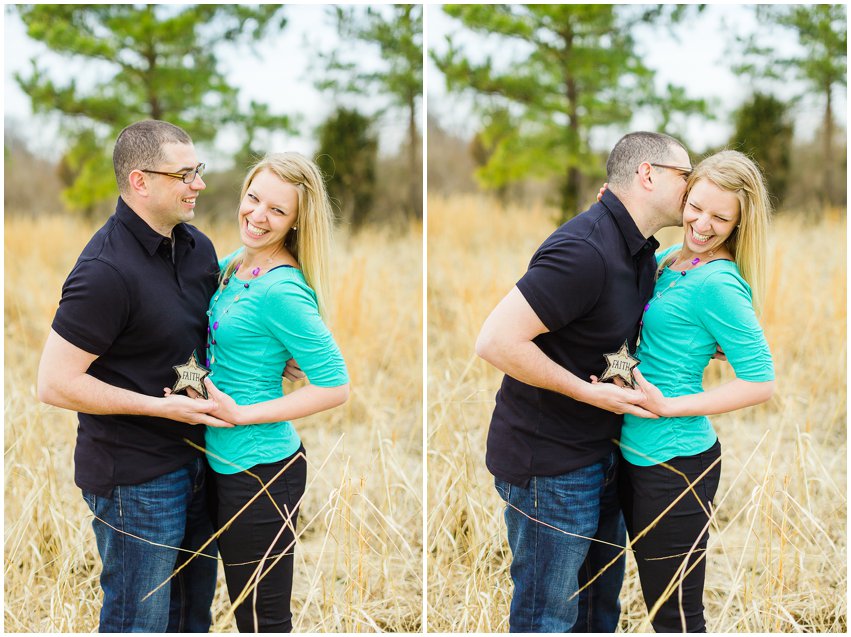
[203,378,349,426]
[634,368,774,418]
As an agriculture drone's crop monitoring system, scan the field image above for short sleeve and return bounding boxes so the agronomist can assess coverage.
[52,259,130,356]
[696,271,774,382]
[516,238,604,332]
[264,279,349,387]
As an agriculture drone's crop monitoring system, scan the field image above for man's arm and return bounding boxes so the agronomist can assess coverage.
[475,287,658,418]
[37,329,233,427]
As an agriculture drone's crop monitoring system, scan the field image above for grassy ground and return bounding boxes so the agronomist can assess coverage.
[426,195,846,632]
[4,213,423,632]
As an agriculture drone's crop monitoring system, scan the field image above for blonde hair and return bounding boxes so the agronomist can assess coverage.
[222,152,335,318]
[663,150,771,313]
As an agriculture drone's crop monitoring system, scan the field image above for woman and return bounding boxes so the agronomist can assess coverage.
[614,150,775,632]
[174,152,350,632]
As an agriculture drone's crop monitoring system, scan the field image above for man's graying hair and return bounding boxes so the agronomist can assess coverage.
[606,132,688,188]
[113,120,193,195]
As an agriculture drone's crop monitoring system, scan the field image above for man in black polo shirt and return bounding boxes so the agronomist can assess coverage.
[476,132,692,632]
[37,120,230,632]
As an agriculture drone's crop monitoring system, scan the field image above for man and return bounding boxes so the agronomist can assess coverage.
[476,132,692,632]
[37,120,229,632]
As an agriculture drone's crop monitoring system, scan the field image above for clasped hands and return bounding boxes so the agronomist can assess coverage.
[161,358,305,428]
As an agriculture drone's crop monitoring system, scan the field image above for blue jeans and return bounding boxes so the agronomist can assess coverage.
[495,451,626,632]
[82,457,218,632]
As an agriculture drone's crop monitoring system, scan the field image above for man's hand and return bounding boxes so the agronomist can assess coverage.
[587,374,659,418]
[283,358,305,382]
[711,345,727,361]
[161,388,234,427]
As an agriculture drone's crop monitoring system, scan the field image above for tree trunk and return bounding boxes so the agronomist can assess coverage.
[823,81,833,208]
[559,26,582,222]
[408,92,421,218]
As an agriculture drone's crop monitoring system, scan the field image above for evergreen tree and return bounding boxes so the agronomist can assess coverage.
[14,4,291,213]
[315,108,378,230]
[433,4,708,221]
[729,94,793,208]
[317,5,423,219]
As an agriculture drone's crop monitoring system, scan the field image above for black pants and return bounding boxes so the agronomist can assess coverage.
[216,446,307,633]
[620,440,721,633]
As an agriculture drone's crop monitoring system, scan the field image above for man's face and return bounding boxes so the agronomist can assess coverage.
[145,142,206,228]
[654,146,692,227]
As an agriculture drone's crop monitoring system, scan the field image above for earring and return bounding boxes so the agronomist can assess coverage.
[292,226,298,231]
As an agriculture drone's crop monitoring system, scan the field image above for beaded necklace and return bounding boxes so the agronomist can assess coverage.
[205,262,262,367]
[636,254,701,347]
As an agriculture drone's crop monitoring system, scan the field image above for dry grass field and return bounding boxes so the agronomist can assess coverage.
[4,213,423,632]
[427,195,846,632]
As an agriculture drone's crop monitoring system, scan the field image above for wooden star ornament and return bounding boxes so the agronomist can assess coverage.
[599,340,641,389]
[172,350,211,399]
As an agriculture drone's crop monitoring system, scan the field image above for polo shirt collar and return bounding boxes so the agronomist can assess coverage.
[599,189,658,256]
[115,197,196,255]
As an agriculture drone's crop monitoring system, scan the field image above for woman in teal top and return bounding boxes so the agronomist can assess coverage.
[616,151,775,632]
[197,153,349,632]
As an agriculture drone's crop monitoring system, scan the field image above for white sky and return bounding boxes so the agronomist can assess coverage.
[426,4,847,154]
[3,5,846,163]
[3,5,408,165]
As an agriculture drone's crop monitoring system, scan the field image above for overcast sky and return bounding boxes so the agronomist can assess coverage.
[4,5,846,163]
[3,5,408,165]
[426,4,847,154]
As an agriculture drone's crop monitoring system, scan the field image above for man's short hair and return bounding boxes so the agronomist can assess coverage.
[113,120,193,195]
[606,132,687,188]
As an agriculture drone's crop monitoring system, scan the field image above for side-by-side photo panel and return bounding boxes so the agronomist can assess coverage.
[427,4,846,634]
[5,5,423,633]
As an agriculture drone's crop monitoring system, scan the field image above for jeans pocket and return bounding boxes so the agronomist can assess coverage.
[494,478,511,503]
[82,491,97,513]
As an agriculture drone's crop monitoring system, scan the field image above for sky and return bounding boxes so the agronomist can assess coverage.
[3,5,408,165]
[426,4,847,154]
[3,5,846,163]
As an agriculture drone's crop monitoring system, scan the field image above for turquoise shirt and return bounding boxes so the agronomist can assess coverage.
[205,249,349,474]
[621,245,774,466]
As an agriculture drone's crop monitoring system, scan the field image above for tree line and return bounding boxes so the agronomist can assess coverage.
[11,4,422,229]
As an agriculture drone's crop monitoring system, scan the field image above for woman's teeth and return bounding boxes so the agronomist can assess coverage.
[692,227,710,243]
[246,221,269,237]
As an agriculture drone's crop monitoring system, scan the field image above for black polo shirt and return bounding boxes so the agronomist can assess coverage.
[485,189,660,487]
[52,197,219,497]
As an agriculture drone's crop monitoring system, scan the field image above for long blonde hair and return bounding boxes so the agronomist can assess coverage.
[664,150,771,314]
[222,152,335,318]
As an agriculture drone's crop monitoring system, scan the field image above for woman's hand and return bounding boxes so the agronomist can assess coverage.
[596,182,609,202]
[160,387,234,428]
[631,368,671,417]
[283,358,306,382]
[201,378,247,425]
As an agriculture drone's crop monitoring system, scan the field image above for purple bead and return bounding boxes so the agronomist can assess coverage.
[211,339,217,345]
[213,321,219,330]
[644,303,650,312]
[223,278,229,285]
[681,271,686,276]
[691,257,700,265]
[234,263,241,272]
[244,282,249,288]
[207,326,210,333]
[252,267,261,276]
[206,358,211,366]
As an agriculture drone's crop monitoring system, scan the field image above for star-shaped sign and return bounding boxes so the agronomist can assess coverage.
[172,350,211,399]
[599,340,641,389]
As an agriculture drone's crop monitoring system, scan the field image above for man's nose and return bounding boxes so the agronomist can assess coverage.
[191,174,206,191]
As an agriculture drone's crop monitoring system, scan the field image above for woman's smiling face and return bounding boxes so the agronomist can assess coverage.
[682,179,740,257]
[238,169,299,251]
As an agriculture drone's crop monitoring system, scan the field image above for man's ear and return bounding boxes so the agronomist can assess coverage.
[636,162,654,190]
[127,170,149,197]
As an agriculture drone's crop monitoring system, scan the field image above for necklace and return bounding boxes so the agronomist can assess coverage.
[637,255,701,347]
[205,262,262,366]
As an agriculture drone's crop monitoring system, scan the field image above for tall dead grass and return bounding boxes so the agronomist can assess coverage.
[4,213,423,632]
[427,195,846,632]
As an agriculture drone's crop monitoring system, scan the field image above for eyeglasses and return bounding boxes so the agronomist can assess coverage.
[650,163,692,178]
[141,163,206,184]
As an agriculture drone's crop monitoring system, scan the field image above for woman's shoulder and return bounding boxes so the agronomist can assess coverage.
[263,267,316,301]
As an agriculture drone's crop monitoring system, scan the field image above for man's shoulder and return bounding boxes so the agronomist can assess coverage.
[536,203,612,257]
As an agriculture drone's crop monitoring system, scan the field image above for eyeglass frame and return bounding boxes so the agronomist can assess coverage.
[635,162,693,179]
[141,162,206,184]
